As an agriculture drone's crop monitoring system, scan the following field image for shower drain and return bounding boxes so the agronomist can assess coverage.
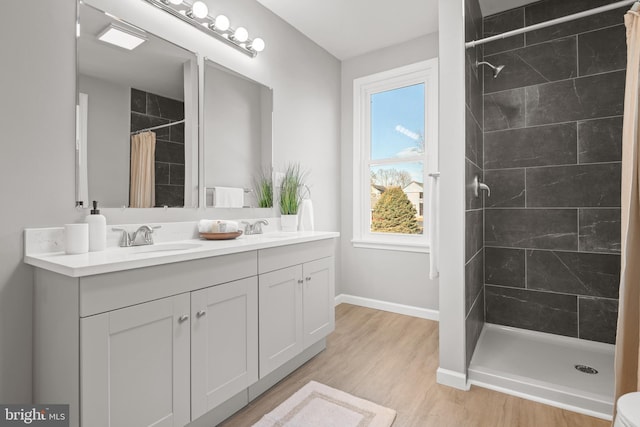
[575,364,598,375]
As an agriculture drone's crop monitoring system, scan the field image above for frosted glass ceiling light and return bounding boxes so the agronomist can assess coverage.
[97,24,146,50]
[211,14,230,32]
[232,26,248,43]
[187,1,208,19]
[142,0,265,57]
[248,37,265,52]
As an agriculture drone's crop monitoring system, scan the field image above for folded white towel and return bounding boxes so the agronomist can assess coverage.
[298,199,314,231]
[198,220,239,233]
[213,186,244,208]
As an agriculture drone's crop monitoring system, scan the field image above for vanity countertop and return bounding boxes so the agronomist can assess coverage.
[25,231,339,278]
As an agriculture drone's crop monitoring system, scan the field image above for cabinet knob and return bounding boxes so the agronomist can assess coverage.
[196,310,206,318]
[297,279,304,284]
[305,277,311,282]
[178,314,189,323]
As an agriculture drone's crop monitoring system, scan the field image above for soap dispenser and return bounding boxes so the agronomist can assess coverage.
[86,201,106,252]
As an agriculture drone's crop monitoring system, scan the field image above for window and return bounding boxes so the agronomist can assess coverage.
[352,59,438,253]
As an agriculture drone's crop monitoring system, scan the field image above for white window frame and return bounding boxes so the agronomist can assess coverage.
[352,58,439,253]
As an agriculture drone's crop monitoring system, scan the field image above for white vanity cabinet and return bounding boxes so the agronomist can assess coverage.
[258,240,335,378]
[79,276,259,427]
[34,252,259,427]
[29,232,338,427]
[190,277,258,419]
[80,294,191,427]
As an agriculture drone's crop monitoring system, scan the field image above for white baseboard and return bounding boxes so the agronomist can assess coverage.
[436,368,470,391]
[335,294,439,321]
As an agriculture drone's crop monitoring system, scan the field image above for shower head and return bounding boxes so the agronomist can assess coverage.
[476,61,505,78]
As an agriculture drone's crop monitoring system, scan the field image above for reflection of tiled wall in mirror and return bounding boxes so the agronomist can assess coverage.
[130,88,185,207]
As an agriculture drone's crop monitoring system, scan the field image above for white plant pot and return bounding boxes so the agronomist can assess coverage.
[280,214,299,232]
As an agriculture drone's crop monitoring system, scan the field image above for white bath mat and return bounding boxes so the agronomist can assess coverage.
[252,381,396,427]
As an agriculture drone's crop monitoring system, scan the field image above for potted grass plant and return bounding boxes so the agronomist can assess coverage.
[253,169,273,208]
[279,163,307,231]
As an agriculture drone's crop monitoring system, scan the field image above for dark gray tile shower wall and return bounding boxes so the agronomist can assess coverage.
[464,0,484,367]
[481,0,624,344]
[130,88,185,207]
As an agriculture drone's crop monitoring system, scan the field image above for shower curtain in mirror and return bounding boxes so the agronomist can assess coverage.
[129,131,156,208]
[615,5,640,404]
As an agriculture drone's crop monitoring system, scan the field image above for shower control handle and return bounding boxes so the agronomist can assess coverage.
[473,175,491,198]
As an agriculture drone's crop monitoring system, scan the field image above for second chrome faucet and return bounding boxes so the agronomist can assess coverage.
[112,225,162,247]
[241,219,269,235]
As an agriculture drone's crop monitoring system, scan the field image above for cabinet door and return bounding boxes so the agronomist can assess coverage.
[259,265,303,378]
[302,257,335,347]
[191,277,258,419]
[81,294,190,427]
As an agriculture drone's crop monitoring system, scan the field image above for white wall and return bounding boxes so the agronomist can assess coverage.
[340,33,439,310]
[78,74,130,207]
[0,0,77,402]
[0,0,340,402]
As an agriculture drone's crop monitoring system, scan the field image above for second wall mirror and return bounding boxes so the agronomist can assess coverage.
[203,59,273,208]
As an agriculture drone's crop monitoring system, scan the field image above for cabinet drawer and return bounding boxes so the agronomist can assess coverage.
[258,239,334,274]
[80,251,257,317]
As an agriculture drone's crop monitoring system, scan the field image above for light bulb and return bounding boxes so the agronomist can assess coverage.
[190,1,208,19]
[233,26,248,42]
[249,37,265,52]
[168,0,183,4]
[212,14,230,31]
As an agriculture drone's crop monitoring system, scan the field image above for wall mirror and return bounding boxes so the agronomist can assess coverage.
[76,2,199,208]
[203,59,273,208]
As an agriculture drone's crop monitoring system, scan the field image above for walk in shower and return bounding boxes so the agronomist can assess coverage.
[463,0,627,419]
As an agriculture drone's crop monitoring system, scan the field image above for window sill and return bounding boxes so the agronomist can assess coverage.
[351,239,430,254]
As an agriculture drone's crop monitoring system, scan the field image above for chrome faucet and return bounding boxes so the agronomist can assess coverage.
[112,225,162,247]
[241,219,269,235]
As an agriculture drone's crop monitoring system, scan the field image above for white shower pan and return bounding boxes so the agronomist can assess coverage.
[468,323,615,420]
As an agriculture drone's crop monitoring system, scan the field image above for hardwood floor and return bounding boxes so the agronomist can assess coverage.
[220,304,609,427]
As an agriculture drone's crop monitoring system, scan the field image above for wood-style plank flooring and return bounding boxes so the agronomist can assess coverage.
[220,304,609,427]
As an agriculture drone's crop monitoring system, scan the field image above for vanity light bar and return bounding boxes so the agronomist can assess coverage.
[141,0,265,58]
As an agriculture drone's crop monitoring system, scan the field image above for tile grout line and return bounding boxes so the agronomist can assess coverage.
[485,161,622,173]
[577,208,581,252]
[482,29,487,327]
[524,167,527,208]
[485,283,620,301]
[524,247,528,290]
[485,114,623,134]
[482,244,620,256]
[483,68,626,97]
[575,34,580,78]
[483,22,626,57]
[577,296,581,339]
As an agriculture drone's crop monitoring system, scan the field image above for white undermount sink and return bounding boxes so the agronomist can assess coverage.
[128,242,202,253]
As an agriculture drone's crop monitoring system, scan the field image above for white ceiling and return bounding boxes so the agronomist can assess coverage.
[255,0,439,60]
[478,0,539,17]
